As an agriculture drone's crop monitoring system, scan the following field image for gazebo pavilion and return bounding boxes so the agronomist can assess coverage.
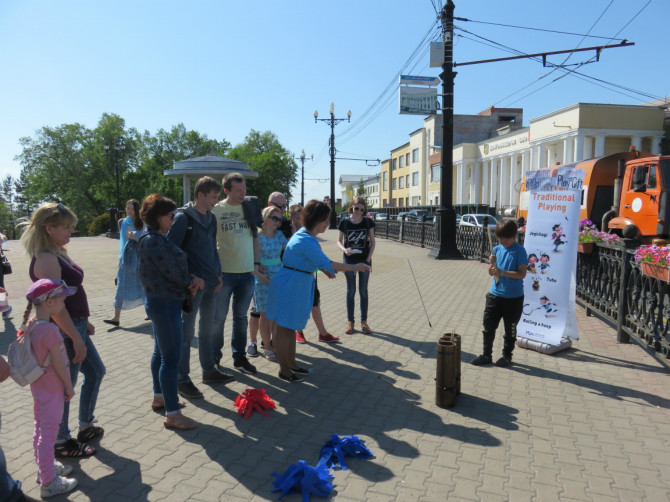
[164,152,258,202]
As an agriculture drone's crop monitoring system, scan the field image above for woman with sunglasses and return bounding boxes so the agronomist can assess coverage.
[252,206,288,361]
[138,194,202,430]
[20,203,105,458]
[265,200,370,382]
[337,197,376,335]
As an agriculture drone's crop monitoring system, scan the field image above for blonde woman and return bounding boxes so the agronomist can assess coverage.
[20,203,105,458]
[252,206,287,361]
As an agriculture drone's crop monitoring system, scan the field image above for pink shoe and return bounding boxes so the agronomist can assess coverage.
[318,333,340,343]
[296,331,307,343]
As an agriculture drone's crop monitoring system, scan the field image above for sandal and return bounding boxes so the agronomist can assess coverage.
[164,415,198,430]
[55,439,96,458]
[76,426,104,443]
[103,319,119,327]
[151,400,186,411]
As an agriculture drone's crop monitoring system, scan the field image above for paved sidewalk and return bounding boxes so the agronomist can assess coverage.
[1,231,670,501]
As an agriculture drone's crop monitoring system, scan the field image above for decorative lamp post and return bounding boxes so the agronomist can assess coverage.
[293,149,313,206]
[314,103,351,229]
[103,139,125,234]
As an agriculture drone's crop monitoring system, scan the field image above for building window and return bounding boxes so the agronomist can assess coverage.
[412,196,420,205]
[412,148,419,163]
[392,158,397,170]
[383,198,387,206]
[383,172,388,191]
[405,197,409,206]
[399,198,404,207]
[392,198,397,206]
[405,175,409,187]
[392,178,397,190]
[399,177,404,189]
[412,172,419,186]
[406,153,410,165]
[431,164,441,182]
[399,156,404,168]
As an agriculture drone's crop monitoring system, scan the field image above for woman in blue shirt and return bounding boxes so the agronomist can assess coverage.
[265,200,370,383]
[104,200,145,327]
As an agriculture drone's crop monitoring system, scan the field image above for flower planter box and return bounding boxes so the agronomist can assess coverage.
[578,242,594,254]
[641,262,670,282]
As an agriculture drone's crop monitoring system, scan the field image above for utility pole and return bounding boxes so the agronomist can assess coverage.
[315,103,351,229]
[429,0,462,260]
[294,149,313,206]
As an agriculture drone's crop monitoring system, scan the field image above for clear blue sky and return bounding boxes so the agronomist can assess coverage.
[0,0,666,204]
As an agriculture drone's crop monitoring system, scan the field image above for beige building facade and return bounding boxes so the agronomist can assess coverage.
[383,102,665,212]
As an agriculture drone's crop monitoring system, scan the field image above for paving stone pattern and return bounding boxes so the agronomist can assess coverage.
[1,231,670,501]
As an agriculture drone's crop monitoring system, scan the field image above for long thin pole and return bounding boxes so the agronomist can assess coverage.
[429,0,462,260]
[329,114,336,229]
[301,157,305,206]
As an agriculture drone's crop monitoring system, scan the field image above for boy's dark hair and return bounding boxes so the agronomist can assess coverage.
[552,224,561,231]
[194,176,221,197]
[222,173,245,191]
[140,193,177,230]
[302,200,331,231]
[495,219,518,239]
[540,253,550,260]
[528,253,538,262]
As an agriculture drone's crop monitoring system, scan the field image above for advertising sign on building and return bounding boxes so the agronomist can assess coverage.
[398,86,439,115]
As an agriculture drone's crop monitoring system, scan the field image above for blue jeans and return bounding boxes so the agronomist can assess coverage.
[344,260,371,323]
[0,416,23,502]
[146,298,183,415]
[60,317,106,441]
[214,273,255,363]
[178,284,223,382]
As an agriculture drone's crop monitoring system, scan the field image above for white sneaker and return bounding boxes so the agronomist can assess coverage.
[40,475,78,498]
[264,348,278,362]
[36,461,73,484]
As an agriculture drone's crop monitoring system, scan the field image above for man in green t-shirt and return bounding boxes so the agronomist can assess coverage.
[211,173,262,375]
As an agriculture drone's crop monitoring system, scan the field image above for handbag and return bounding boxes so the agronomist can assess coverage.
[1,251,11,275]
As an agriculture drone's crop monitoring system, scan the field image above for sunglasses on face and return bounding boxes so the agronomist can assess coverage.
[269,216,282,223]
[352,207,364,212]
[271,202,287,210]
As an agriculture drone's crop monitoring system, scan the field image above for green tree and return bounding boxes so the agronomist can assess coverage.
[15,113,140,230]
[228,130,297,204]
[355,180,369,207]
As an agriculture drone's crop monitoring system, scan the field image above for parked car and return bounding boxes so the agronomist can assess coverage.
[375,213,389,221]
[406,209,435,222]
[458,213,499,228]
[367,211,378,220]
[396,212,408,221]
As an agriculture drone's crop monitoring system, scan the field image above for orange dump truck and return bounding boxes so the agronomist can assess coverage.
[518,149,670,242]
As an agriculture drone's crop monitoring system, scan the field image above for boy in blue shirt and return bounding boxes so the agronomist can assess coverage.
[471,219,527,368]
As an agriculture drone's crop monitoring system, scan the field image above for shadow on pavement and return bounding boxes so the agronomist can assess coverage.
[512,361,670,408]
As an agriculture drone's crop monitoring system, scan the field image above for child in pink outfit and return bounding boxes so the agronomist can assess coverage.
[24,279,78,497]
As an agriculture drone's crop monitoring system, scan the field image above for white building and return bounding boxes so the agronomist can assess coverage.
[338,174,381,208]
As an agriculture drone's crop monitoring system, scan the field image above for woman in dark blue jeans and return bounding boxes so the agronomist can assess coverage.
[138,194,202,430]
[337,197,376,335]
[22,202,105,458]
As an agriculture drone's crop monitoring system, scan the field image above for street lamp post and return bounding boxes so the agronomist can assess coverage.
[314,103,351,229]
[429,0,462,259]
[103,139,125,234]
[293,149,313,206]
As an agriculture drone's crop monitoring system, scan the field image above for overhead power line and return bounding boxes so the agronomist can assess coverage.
[454,17,626,42]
